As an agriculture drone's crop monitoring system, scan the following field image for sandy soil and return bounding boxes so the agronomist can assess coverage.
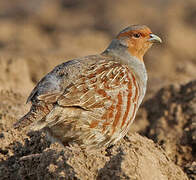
[0,0,195,179]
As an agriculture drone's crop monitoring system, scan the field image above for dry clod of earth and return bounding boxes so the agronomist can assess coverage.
[0,131,188,180]
[144,80,196,180]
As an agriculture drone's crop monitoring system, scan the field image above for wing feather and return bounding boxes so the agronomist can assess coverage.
[28,55,131,113]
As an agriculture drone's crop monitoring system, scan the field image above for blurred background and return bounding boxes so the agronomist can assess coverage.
[0,0,195,97]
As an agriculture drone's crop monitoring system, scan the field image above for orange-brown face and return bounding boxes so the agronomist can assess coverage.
[117,25,161,61]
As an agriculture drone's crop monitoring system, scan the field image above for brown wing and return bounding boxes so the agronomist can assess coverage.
[15,58,87,129]
[38,60,129,110]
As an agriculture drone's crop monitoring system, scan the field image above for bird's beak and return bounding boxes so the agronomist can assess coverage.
[148,34,162,43]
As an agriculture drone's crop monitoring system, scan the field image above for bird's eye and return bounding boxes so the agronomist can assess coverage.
[133,33,141,38]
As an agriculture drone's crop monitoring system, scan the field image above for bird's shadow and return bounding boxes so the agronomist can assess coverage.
[0,131,129,180]
[97,147,129,180]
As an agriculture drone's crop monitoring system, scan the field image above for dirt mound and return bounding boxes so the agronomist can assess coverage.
[144,80,196,179]
[0,108,188,180]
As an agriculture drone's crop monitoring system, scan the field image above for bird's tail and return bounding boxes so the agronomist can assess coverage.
[14,110,36,130]
[14,103,53,130]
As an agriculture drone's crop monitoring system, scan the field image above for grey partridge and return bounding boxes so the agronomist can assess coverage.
[14,25,162,150]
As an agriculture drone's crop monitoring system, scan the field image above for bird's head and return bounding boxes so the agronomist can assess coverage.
[105,25,162,61]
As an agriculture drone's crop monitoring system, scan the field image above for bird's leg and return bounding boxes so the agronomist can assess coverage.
[105,144,115,156]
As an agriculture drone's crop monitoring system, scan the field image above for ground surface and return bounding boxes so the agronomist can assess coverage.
[0,0,195,179]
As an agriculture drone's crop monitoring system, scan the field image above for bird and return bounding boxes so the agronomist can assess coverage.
[14,25,162,150]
